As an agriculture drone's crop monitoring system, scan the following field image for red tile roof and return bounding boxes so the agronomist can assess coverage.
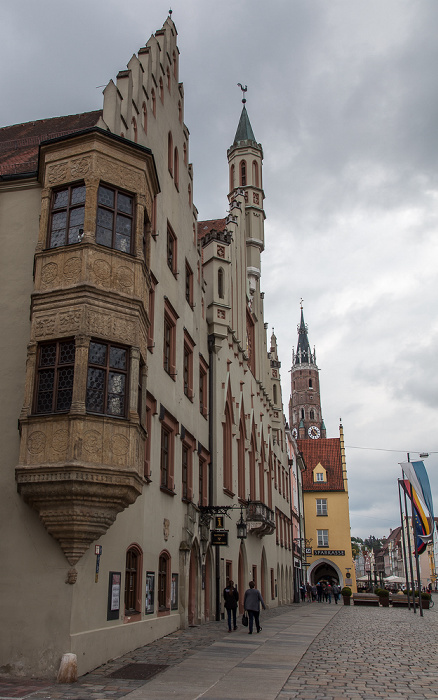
[0,111,102,177]
[197,218,227,241]
[298,438,345,492]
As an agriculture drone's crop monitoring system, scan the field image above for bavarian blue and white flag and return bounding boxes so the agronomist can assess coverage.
[400,460,435,541]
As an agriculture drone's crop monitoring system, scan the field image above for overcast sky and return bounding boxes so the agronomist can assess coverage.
[2,0,438,541]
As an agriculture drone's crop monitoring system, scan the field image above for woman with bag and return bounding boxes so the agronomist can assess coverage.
[243,580,266,634]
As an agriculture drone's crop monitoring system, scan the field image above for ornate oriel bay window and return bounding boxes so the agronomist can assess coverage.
[15,128,159,569]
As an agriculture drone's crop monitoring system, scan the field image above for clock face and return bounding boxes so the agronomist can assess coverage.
[308,425,321,439]
[292,428,298,439]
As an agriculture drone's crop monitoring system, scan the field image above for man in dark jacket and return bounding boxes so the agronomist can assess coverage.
[223,580,239,632]
[243,580,265,634]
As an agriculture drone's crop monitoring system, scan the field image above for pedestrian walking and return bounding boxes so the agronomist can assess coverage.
[223,580,239,632]
[332,583,339,604]
[316,581,322,602]
[311,584,317,601]
[326,583,332,604]
[244,580,266,634]
[300,583,306,602]
[306,582,312,602]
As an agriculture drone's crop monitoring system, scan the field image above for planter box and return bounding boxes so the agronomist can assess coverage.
[379,597,390,607]
[342,596,351,605]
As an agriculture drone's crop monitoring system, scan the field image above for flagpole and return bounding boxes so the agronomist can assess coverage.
[410,489,424,617]
[403,455,417,613]
[398,479,412,610]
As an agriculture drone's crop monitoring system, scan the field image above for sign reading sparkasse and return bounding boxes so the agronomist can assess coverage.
[313,550,345,556]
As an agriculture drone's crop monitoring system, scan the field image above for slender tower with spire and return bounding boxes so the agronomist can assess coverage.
[289,303,326,440]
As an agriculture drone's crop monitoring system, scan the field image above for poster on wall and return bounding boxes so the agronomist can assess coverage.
[171,573,178,610]
[145,571,155,614]
[107,571,121,621]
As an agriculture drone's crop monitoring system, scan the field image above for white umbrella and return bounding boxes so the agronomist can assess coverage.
[383,575,406,583]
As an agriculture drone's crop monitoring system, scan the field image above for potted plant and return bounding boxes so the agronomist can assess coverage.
[341,586,352,605]
[421,591,431,610]
[376,587,390,607]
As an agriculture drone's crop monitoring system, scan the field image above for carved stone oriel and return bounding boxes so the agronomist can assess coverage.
[16,464,143,566]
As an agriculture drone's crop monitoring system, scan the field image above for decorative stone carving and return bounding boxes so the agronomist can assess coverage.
[70,157,91,178]
[65,568,78,585]
[96,156,143,194]
[16,465,143,565]
[27,431,46,455]
[41,262,58,286]
[34,316,56,338]
[63,257,82,282]
[217,245,225,258]
[111,434,129,457]
[52,429,69,453]
[47,163,69,184]
[116,266,134,291]
[163,518,170,541]
[83,430,102,455]
[59,310,82,333]
[92,259,111,285]
[217,309,226,319]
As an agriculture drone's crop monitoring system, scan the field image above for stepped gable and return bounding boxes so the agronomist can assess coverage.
[197,218,227,242]
[0,110,102,176]
[298,438,345,491]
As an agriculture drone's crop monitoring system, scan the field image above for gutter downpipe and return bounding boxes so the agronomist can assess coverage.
[207,334,221,621]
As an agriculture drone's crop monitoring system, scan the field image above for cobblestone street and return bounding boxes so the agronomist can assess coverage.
[1,600,437,700]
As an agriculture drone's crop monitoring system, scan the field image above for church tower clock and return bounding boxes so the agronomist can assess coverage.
[289,305,326,440]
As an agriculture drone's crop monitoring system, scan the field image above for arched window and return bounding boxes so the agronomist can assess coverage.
[273,384,277,406]
[309,378,313,388]
[168,132,173,176]
[310,409,315,420]
[173,51,178,79]
[249,430,256,500]
[223,401,233,492]
[142,102,147,134]
[131,117,137,143]
[301,409,305,419]
[167,66,171,92]
[125,545,142,616]
[188,183,192,207]
[151,88,156,117]
[252,160,259,187]
[158,550,171,612]
[229,164,235,192]
[183,142,187,165]
[238,417,245,500]
[159,77,164,103]
[218,267,224,299]
[240,160,247,186]
[174,147,179,189]
[178,100,182,124]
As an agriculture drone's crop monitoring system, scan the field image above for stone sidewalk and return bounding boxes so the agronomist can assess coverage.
[1,600,438,700]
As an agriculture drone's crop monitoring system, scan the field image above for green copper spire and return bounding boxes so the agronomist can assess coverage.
[233,104,256,145]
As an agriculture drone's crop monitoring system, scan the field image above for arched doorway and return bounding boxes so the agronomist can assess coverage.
[309,558,343,587]
[204,547,212,621]
[188,544,199,625]
[238,543,247,614]
[260,548,267,602]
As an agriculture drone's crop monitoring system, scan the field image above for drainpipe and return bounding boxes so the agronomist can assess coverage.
[208,334,221,621]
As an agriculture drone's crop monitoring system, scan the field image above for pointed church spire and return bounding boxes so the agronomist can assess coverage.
[232,84,257,146]
[295,303,314,366]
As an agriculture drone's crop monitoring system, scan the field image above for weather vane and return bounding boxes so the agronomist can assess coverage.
[300,297,304,309]
[237,83,247,104]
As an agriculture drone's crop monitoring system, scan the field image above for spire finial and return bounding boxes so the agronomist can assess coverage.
[237,83,247,104]
[169,8,173,17]
[300,297,304,309]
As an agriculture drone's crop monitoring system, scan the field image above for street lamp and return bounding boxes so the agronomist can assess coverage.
[236,506,247,540]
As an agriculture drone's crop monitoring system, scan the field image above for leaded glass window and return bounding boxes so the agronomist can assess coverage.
[49,184,85,248]
[96,185,134,253]
[35,340,75,413]
[86,341,128,416]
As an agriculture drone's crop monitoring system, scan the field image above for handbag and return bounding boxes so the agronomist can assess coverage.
[242,611,248,627]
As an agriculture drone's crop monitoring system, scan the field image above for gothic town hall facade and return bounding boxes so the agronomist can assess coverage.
[0,16,294,677]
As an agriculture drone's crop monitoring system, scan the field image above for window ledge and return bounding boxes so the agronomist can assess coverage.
[160,485,176,497]
[223,487,235,499]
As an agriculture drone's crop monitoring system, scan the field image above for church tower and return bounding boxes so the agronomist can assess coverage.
[289,305,326,440]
